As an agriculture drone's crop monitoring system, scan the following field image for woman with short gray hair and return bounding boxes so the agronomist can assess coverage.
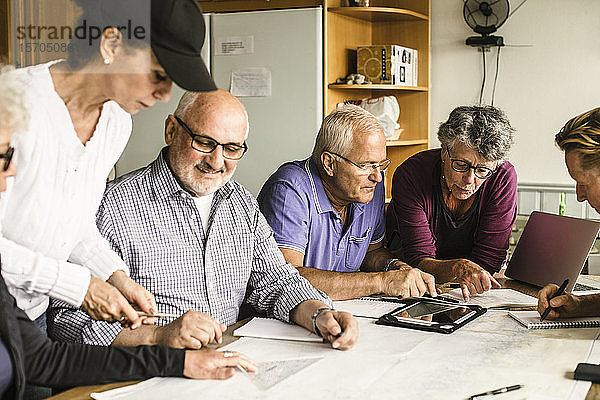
[386,105,517,301]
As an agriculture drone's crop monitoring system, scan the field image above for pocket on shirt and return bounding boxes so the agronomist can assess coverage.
[210,231,253,287]
[344,228,371,271]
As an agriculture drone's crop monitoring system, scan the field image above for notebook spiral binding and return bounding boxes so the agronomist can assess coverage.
[529,320,600,329]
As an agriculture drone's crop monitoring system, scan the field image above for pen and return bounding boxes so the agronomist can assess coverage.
[235,364,250,376]
[540,278,569,321]
[137,311,179,319]
[469,384,523,399]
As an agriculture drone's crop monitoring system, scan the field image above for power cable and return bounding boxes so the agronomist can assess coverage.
[491,45,501,106]
[479,47,486,105]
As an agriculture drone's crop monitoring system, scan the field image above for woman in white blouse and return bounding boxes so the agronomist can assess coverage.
[2,0,216,333]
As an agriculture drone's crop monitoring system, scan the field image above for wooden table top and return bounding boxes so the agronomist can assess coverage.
[48,280,600,400]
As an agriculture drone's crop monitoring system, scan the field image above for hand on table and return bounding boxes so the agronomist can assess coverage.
[183,350,257,380]
[451,259,501,301]
[380,266,437,298]
[315,310,358,350]
[155,310,227,349]
[537,283,580,319]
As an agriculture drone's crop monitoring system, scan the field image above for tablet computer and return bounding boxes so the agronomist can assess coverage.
[375,297,486,334]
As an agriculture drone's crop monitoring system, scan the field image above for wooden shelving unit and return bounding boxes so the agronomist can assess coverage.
[328,83,429,91]
[199,0,430,202]
[327,6,428,22]
[324,0,430,200]
[386,138,428,147]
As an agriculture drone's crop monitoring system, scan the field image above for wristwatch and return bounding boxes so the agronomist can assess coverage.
[311,307,333,337]
[383,258,401,272]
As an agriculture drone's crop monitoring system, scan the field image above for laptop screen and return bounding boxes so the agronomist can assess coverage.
[505,211,600,292]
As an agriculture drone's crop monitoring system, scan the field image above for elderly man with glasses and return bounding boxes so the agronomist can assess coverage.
[258,105,436,301]
[386,105,517,301]
[48,90,358,351]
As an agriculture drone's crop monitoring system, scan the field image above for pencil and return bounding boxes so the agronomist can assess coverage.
[137,311,180,319]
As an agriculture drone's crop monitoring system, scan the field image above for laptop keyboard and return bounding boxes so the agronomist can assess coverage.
[574,282,598,291]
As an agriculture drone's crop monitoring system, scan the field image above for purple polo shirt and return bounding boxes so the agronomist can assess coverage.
[258,158,385,272]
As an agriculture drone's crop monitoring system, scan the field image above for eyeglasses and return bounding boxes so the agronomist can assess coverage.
[0,146,14,171]
[174,115,248,160]
[329,152,391,175]
[445,147,495,179]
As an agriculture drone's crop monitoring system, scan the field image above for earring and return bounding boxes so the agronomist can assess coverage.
[104,58,111,65]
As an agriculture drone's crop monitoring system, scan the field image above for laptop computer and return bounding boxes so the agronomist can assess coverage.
[505,211,600,292]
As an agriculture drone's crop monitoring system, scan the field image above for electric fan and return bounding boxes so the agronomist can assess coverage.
[463,0,509,47]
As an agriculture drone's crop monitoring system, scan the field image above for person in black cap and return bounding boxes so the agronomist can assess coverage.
[0,66,255,400]
[3,0,214,361]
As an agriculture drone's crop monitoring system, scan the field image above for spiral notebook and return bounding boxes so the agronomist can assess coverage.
[509,310,600,329]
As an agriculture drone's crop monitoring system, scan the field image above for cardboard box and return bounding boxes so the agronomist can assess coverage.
[357,45,417,86]
[357,45,395,84]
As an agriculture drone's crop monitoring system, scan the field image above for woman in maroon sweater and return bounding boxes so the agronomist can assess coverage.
[387,106,517,301]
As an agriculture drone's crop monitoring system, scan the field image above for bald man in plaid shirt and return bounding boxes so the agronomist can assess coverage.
[48,90,358,351]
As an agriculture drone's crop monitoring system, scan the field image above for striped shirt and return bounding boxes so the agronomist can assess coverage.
[48,149,330,346]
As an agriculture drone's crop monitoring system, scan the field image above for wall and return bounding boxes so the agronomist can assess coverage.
[430,0,600,185]
[115,84,185,176]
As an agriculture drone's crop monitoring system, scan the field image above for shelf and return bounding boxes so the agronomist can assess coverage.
[328,83,428,91]
[386,138,428,147]
[328,7,429,22]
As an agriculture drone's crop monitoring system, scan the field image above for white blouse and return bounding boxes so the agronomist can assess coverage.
[1,61,131,319]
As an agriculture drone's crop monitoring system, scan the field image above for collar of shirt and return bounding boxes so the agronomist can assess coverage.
[305,157,365,220]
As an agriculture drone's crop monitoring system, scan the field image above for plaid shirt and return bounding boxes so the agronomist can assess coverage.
[48,149,330,346]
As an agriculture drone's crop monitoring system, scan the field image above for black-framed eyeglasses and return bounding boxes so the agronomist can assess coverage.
[174,115,248,160]
[445,147,495,179]
[0,146,14,171]
[329,151,391,175]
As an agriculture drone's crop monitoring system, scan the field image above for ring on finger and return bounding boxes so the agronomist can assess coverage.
[223,351,234,358]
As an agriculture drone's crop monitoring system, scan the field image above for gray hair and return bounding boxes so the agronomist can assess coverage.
[174,91,197,119]
[312,104,383,163]
[437,105,514,162]
[0,66,28,133]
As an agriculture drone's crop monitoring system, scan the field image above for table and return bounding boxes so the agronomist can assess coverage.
[48,280,600,400]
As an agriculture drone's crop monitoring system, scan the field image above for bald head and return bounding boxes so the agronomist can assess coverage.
[174,89,249,139]
[166,90,249,197]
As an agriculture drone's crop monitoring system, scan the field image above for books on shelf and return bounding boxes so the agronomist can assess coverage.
[357,44,418,87]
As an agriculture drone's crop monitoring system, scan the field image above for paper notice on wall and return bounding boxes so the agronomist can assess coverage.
[214,36,254,56]
[230,68,271,97]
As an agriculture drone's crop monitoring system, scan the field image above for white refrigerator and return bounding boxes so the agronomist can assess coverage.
[211,8,323,196]
[118,8,323,198]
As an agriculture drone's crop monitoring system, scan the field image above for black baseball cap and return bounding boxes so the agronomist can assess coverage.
[151,0,217,92]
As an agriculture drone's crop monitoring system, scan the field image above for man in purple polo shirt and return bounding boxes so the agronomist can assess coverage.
[258,105,436,300]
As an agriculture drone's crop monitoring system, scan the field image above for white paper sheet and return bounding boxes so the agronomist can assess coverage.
[230,68,271,97]
[214,36,254,56]
[444,288,538,308]
[370,312,599,400]
[91,319,429,399]
[91,315,598,400]
[332,298,402,318]
[233,317,321,342]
